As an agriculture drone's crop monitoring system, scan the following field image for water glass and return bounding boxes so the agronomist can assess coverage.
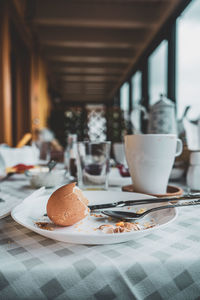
[76,141,111,190]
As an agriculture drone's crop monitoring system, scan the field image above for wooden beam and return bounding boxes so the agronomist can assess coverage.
[61,94,107,102]
[50,61,128,69]
[62,83,112,89]
[63,90,107,95]
[63,86,110,92]
[61,75,119,83]
[36,27,149,48]
[32,0,166,29]
[63,84,110,88]
[52,67,123,75]
[62,90,111,95]
[43,47,137,59]
[42,40,136,49]
[47,55,131,64]
[58,73,118,78]
[34,19,156,30]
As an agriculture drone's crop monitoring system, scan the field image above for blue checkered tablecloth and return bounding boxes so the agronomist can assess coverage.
[0,175,200,300]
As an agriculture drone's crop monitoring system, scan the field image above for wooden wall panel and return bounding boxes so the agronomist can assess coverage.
[0,2,13,145]
[10,20,32,145]
[30,53,40,141]
[38,58,52,129]
[0,1,52,145]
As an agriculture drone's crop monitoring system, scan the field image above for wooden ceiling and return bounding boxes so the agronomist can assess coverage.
[29,0,182,103]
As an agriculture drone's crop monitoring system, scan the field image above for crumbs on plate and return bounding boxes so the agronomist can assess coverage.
[35,222,55,231]
[97,220,156,234]
[143,221,156,229]
[136,208,146,214]
[97,222,141,234]
[90,213,104,218]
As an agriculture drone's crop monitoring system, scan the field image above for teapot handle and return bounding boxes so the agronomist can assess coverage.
[132,104,148,119]
[175,139,183,157]
[140,105,148,120]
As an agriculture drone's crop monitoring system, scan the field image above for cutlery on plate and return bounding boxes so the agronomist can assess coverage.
[101,199,200,220]
[88,193,200,211]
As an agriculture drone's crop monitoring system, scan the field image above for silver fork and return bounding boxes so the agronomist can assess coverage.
[102,199,200,221]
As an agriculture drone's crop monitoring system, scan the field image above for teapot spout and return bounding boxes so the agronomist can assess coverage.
[130,104,148,134]
[182,106,191,121]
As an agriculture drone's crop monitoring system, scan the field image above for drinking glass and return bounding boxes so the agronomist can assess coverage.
[76,141,111,190]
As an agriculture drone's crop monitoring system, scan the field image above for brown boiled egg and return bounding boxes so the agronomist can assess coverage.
[47,182,89,226]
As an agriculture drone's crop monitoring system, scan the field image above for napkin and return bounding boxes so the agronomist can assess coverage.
[0,186,46,220]
[108,167,132,186]
[0,145,40,168]
[0,154,6,177]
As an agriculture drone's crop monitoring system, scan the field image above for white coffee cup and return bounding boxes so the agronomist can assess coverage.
[124,134,182,195]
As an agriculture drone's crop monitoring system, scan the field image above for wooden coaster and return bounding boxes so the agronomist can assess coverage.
[122,184,183,197]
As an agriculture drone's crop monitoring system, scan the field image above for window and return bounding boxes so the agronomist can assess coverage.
[86,105,107,142]
[148,40,168,105]
[120,82,129,112]
[131,71,142,107]
[131,71,143,133]
[177,0,200,119]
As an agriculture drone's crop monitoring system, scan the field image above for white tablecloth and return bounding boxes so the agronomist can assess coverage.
[0,175,200,299]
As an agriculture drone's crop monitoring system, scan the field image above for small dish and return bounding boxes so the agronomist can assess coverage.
[122,185,183,197]
[26,167,66,188]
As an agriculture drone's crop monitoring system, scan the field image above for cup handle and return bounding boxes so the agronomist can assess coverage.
[175,139,183,157]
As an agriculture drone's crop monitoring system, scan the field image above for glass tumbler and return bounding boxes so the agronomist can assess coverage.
[76,141,111,190]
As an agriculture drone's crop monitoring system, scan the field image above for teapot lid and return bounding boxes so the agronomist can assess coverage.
[153,94,175,107]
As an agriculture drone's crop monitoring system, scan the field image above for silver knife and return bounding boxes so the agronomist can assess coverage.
[88,193,200,210]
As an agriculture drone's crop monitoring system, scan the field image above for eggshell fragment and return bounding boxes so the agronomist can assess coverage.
[47,182,89,226]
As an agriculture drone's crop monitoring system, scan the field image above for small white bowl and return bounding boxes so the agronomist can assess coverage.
[26,168,66,188]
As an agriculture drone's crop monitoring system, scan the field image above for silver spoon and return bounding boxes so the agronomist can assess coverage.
[102,199,200,221]
[47,160,57,172]
[25,160,57,177]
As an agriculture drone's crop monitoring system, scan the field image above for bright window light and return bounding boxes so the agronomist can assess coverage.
[131,71,142,107]
[120,82,129,111]
[148,40,168,105]
[177,0,200,119]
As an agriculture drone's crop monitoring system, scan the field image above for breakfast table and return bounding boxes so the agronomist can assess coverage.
[1,172,200,300]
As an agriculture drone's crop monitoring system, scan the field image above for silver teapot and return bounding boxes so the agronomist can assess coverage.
[148,94,177,134]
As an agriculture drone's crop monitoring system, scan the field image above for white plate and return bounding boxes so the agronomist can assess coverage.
[11,190,177,245]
